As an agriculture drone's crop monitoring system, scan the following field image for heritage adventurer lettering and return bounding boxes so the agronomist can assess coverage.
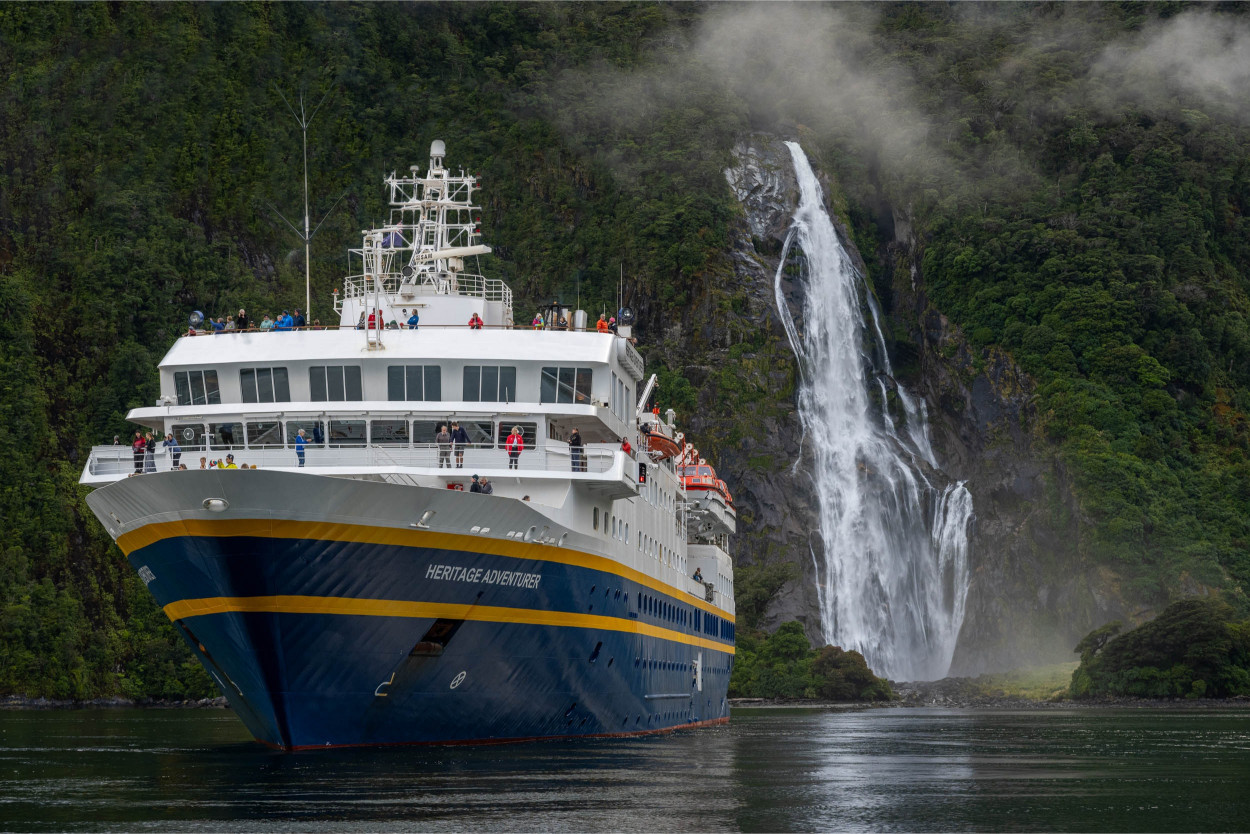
[425,563,542,589]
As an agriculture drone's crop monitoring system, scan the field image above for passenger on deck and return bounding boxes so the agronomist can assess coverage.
[620,436,632,456]
[468,312,484,329]
[294,309,305,329]
[451,422,469,468]
[505,426,524,470]
[144,432,157,473]
[367,309,377,329]
[436,424,452,468]
[225,316,236,332]
[608,317,618,334]
[596,314,609,333]
[132,432,145,474]
[260,314,274,331]
[199,457,207,469]
[356,311,366,330]
[211,317,226,333]
[469,474,482,493]
[237,309,249,331]
[693,567,703,582]
[569,428,585,473]
[407,309,420,329]
[556,313,569,330]
[480,477,493,495]
[224,454,238,469]
[532,312,544,329]
[163,433,181,470]
[295,429,307,468]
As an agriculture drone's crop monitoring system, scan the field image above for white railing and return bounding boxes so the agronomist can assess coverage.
[87,443,618,478]
[337,272,511,306]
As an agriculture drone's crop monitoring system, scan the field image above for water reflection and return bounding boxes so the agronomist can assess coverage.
[1,707,1248,831]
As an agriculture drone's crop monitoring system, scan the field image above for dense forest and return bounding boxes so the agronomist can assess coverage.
[2,3,1249,698]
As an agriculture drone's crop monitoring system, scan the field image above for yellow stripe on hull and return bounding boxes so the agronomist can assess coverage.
[164,594,735,655]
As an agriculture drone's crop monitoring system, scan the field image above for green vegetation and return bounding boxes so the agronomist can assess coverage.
[1070,598,1250,699]
[2,4,1249,697]
[728,563,892,701]
[729,622,893,702]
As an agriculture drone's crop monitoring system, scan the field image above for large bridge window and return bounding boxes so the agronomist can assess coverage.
[371,420,410,445]
[540,367,593,404]
[208,422,242,450]
[240,367,290,404]
[463,365,516,402]
[246,421,283,448]
[387,365,442,401]
[310,365,363,402]
[173,370,220,406]
[172,423,205,451]
[329,419,367,447]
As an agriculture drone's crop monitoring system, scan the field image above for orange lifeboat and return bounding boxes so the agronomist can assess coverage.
[677,444,733,507]
[645,431,681,460]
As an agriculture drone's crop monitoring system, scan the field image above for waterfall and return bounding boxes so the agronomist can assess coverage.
[774,141,973,681]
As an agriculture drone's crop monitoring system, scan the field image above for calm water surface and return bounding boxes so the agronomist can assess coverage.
[1,706,1247,832]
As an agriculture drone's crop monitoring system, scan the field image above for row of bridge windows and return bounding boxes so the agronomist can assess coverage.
[173,364,595,407]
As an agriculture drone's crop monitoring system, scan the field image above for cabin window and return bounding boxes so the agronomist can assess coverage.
[171,423,206,451]
[310,365,363,402]
[539,367,594,404]
[246,421,283,448]
[387,365,442,401]
[285,420,325,447]
[593,507,599,530]
[208,422,242,450]
[496,422,537,450]
[371,420,410,445]
[239,367,290,404]
[329,419,367,447]
[462,365,516,402]
[173,370,221,406]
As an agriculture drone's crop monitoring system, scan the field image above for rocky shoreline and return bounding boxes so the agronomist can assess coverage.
[730,687,1250,711]
[1,695,229,710]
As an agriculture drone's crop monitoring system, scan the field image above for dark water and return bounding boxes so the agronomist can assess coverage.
[1,707,1248,832]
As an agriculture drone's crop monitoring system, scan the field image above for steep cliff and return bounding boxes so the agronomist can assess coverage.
[721,134,1146,677]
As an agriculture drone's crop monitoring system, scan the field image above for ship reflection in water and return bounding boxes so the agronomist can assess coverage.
[3,707,1249,832]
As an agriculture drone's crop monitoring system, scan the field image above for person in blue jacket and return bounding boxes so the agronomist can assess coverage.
[295,428,307,467]
[407,309,420,329]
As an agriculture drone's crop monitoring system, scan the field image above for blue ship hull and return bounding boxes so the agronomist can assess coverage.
[121,519,735,749]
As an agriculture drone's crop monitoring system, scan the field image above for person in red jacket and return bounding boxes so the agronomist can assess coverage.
[620,436,632,456]
[505,426,524,470]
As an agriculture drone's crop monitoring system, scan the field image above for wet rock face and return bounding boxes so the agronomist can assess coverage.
[719,133,1137,675]
[709,135,824,638]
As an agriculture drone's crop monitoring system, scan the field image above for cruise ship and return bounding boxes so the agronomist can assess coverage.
[79,141,737,749]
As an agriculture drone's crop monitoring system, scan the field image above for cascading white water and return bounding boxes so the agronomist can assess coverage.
[774,141,973,681]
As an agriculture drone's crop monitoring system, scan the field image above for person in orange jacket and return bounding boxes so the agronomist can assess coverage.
[596,314,609,333]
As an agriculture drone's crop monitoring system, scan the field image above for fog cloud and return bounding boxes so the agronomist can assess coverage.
[1092,12,1250,121]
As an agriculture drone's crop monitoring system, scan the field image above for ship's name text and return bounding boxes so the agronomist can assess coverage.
[425,563,542,589]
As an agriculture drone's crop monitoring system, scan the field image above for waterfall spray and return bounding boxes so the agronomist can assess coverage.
[774,141,973,681]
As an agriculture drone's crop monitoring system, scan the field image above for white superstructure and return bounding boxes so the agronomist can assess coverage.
[81,141,735,615]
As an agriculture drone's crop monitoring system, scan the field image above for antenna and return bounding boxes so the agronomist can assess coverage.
[268,81,338,322]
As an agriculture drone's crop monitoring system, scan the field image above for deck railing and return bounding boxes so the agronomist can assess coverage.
[87,443,621,477]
